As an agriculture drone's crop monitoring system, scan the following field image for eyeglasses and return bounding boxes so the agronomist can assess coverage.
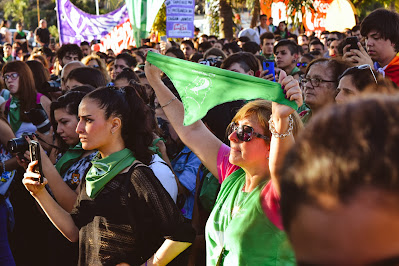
[3,73,19,81]
[301,77,335,88]
[296,62,308,67]
[227,122,270,142]
[340,64,377,84]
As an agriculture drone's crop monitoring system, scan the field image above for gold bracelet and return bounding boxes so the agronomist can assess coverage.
[161,96,177,108]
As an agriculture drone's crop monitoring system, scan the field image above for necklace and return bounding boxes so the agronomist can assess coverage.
[231,187,251,219]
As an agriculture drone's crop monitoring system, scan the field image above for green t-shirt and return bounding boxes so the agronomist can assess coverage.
[205,168,296,265]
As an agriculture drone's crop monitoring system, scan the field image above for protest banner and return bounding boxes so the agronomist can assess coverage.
[56,0,128,45]
[166,0,195,38]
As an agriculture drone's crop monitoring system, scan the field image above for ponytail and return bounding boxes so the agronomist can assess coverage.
[84,86,154,164]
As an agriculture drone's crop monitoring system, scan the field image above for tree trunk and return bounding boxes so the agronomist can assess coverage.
[250,0,260,28]
[219,0,234,40]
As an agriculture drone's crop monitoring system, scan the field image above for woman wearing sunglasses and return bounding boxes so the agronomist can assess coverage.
[23,86,194,265]
[145,62,303,265]
[0,61,51,137]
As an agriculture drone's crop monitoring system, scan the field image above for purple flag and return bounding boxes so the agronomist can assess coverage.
[56,0,129,45]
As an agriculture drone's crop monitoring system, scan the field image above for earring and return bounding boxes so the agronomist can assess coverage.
[292,59,296,63]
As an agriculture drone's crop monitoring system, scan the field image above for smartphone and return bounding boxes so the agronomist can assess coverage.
[346,36,359,50]
[29,140,44,183]
[263,60,276,82]
[160,35,167,42]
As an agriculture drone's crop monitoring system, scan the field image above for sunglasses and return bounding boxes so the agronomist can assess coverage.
[3,72,19,81]
[296,62,308,67]
[340,64,378,84]
[227,122,270,142]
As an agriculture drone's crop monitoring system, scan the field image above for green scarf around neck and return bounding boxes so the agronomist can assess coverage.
[17,30,26,37]
[55,142,85,177]
[9,97,22,133]
[86,148,136,198]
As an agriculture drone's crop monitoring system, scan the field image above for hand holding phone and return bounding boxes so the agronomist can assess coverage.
[262,60,276,82]
[345,36,359,50]
[29,140,44,183]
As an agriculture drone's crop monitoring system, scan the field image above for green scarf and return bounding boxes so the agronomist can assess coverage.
[146,52,297,126]
[86,149,136,198]
[55,142,85,177]
[17,30,25,37]
[9,97,22,133]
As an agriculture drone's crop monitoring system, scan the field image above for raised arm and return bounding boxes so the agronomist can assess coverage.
[145,62,222,178]
[23,161,79,242]
[269,72,303,195]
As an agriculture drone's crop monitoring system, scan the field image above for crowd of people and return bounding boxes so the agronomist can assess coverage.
[0,7,398,266]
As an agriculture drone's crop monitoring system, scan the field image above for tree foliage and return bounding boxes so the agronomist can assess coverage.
[3,0,29,23]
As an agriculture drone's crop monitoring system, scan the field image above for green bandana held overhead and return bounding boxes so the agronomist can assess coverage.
[55,142,85,177]
[86,148,136,198]
[146,52,298,126]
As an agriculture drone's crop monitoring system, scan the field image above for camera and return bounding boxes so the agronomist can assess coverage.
[199,57,223,68]
[42,79,61,92]
[7,133,36,153]
[25,104,51,134]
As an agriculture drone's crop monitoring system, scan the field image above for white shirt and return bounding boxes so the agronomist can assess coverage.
[149,154,178,202]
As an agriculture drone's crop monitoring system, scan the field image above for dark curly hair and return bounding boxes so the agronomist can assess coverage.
[84,86,154,164]
[56,44,84,63]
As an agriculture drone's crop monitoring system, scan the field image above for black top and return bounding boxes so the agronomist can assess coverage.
[15,31,26,40]
[34,27,50,45]
[71,163,195,266]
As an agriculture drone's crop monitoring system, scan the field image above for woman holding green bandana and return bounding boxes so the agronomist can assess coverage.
[23,86,194,266]
[145,61,303,265]
[0,61,51,138]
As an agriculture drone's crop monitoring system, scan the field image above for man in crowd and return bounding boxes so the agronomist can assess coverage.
[274,39,301,79]
[56,43,83,69]
[60,61,85,92]
[351,25,362,41]
[309,40,325,54]
[180,40,196,60]
[255,14,269,36]
[343,8,399,86]
[268,17,276,33]
[2,43,13,63]
[298,34,309,53]
[34,19,51,47]
[80,41,92,57]
[260,32,275,60]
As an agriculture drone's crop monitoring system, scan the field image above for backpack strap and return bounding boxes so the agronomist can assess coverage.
[36,93,43,104]
[4,98,11,118]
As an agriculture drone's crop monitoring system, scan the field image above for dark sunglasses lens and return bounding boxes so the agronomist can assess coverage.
[296,63,301,67]
[236,126,252,141]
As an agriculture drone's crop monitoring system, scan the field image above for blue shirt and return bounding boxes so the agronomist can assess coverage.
[171,146,202,219]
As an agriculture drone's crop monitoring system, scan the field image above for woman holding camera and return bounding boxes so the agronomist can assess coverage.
[0,116,17,266]
[23,86,194,265]
[0,61,51,137]
[25,90,96,266]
